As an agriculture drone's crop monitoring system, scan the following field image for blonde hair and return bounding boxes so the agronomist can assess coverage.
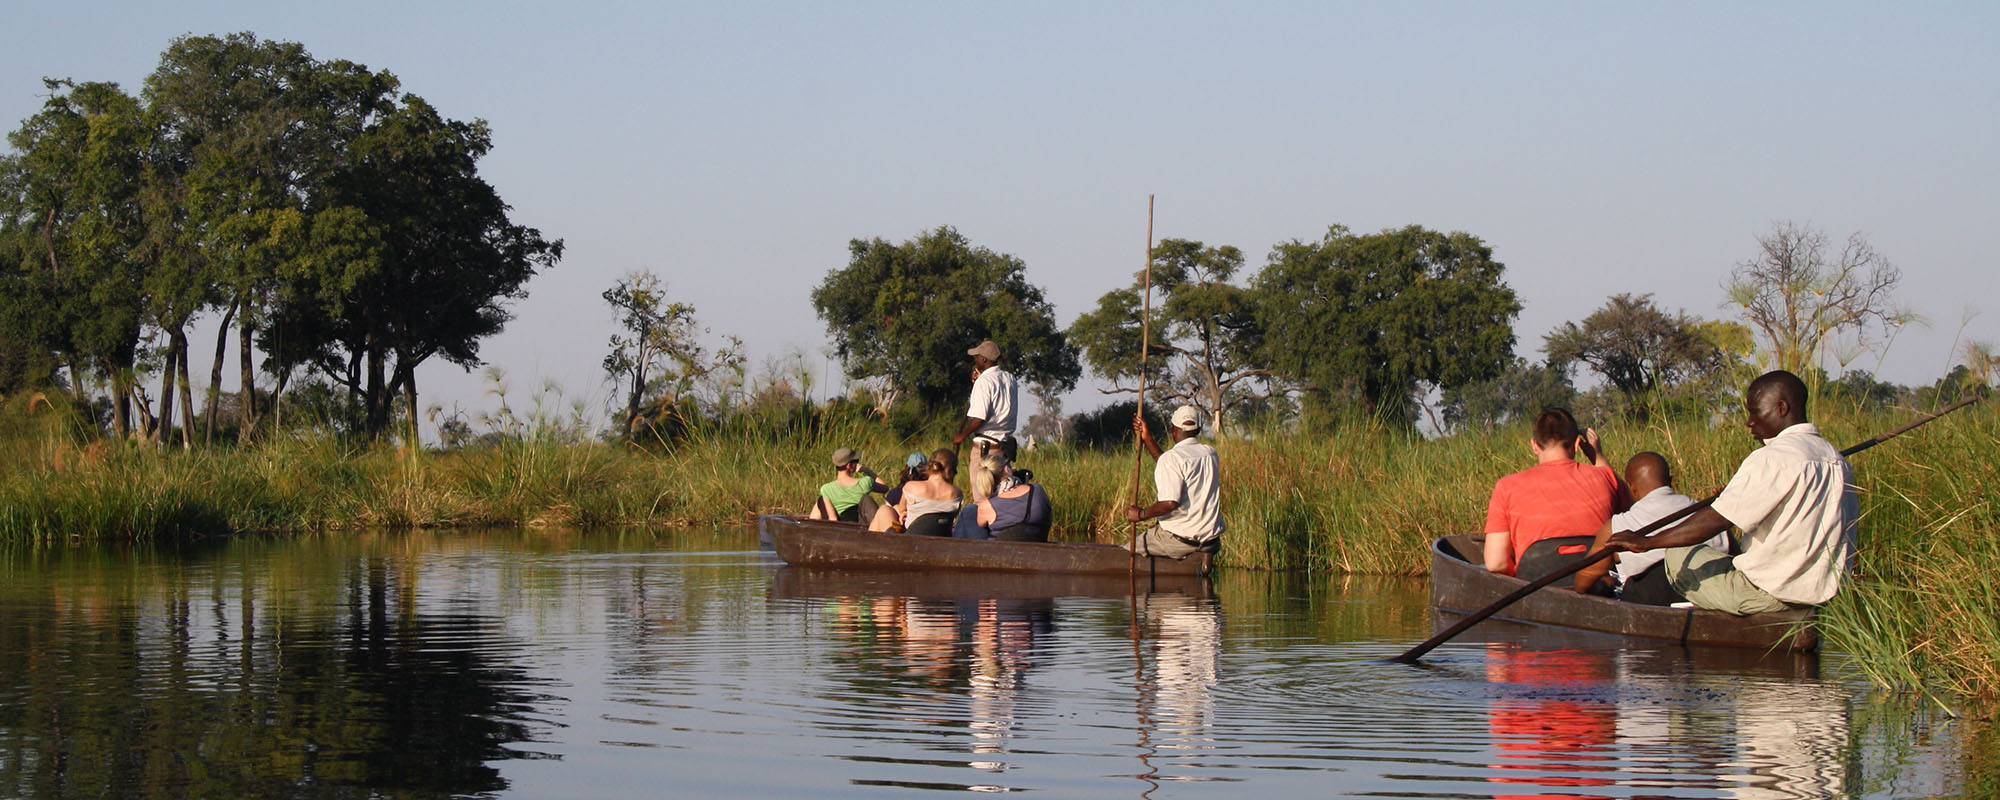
[970,452,1007,503]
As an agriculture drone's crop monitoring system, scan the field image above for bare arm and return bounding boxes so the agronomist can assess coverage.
[1579,428,1610,468]
[1572,518,1617,592]
[1608,506,1732,553]
[1483,531,1514,574]
[1132,415,1163,459]
[952,416,984,446]
[1125,499,1178,522]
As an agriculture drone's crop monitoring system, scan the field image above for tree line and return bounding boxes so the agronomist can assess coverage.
[0,32,559,444]
[808,220,1957,444]
[5,35,1971,449]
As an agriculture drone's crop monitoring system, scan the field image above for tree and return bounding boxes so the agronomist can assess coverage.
[810,226,1079,411]
[601,270,743,438]
[1020,382,1066,444]
[1824,369,1907,411]
[1253,224,1520,424]
[1066,399,1166,452]
[145,32,400,442]
[1542,293,1749,418]
[267,94,561,439]
[1439,357,1575,432]
[1068,238,1270,436]
[0,80,152,438]
[1724,221,1913,376]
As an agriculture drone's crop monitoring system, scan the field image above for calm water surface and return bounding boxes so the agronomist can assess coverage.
[1,528,1992,799]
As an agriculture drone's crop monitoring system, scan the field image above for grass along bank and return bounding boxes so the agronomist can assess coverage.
[2,395,1996,698]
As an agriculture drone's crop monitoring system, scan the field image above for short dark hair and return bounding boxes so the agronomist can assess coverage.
[1749,370,1809,416]
[1532,407,1579,447]
[1625,451,1671,487]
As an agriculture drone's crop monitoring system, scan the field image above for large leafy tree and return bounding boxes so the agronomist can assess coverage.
[1253,224,1520,424]
[1068,238,1269,436]
[810,226,1078,411]
[145,32,399,442]
[0,80,151,437]
[1542,293,1737,401]
[268,95,561,438]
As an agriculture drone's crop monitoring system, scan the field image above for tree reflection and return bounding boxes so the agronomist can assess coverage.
[0,540,546,799]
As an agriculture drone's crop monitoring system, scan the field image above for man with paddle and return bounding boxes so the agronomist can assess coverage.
[1395,372,1974,663]
[1606,370,1858,615]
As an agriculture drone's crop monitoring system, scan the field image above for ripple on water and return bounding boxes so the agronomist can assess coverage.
[2,534,1974,799]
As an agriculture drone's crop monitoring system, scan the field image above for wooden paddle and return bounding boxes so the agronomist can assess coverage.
[1392,394,1983,664]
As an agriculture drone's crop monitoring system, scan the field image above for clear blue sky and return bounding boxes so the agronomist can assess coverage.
[7,1,1995,426]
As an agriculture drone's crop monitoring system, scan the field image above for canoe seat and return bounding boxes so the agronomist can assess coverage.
[1514,535,1596,583]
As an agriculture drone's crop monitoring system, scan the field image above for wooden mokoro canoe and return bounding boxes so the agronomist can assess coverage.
[769,566,1211,601]
[760,514,1209,577]
[1431,534,1818,652]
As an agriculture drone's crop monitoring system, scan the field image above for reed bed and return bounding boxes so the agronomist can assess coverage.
[2,395,1996,699]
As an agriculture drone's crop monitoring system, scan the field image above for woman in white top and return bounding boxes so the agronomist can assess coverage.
[871,449,963,535]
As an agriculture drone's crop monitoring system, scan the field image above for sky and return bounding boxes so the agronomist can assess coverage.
[6,1,1996,430]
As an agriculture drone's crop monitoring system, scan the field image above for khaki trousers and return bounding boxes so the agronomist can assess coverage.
[1662,544,1795,616]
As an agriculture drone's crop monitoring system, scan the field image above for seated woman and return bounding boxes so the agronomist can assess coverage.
[979,463,1051,542]
[870,452,933,531]
[888,450,963,536]
[952,452,1004,540]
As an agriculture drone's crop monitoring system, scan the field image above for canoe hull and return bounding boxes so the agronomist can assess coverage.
[760,514,1208,578]
[1431,534,1817,652]
[769,566,1211,600]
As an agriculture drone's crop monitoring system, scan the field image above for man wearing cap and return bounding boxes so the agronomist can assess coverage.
[1124,406,1224,559]
[809,446,885,523]
[952,340,1019,464]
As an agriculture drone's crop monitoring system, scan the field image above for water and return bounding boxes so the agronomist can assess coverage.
[0,528,1990,798]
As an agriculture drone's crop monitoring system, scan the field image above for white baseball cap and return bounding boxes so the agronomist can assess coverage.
[1170,406,1202,431]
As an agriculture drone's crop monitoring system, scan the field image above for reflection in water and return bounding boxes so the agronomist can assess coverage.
[1483,644,1618,798]
[1476,638,1849,799]
[815,591,1058,788]
[775,566,1225,793]
[0,532,1988,798]
[1130,592,1224,796]
[0,538,546,799]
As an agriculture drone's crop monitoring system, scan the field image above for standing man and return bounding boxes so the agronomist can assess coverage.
[952,339,1019,464]
[1608,370,1858,616]
[1125,406,1224,559]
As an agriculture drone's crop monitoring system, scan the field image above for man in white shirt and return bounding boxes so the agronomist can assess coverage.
[952,339,1018,462]
[1571,452,1728,604]
[1125,406,1224,560]
[1608,371,1858,615]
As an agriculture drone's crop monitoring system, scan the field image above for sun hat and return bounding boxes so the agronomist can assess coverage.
[829,447,860,467]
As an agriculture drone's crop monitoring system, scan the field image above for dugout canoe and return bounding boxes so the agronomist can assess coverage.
[1430,534,1818,652]
[759,514,1210,578]
[769,566,1211,601]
